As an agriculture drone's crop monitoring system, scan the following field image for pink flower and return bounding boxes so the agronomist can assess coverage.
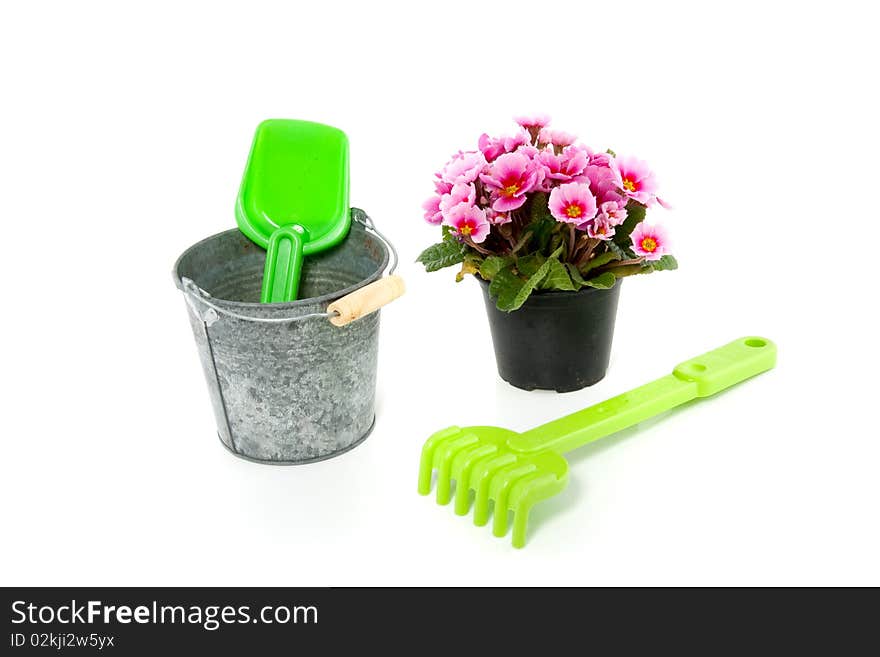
[479,151,541,212]
[548,182,598,225]
[515,144,542,162]
[597,200,628,226]
[630,222,670,261]
[581,164,628,206]
[432,173,453,196]
[441,150,487,184]
[477,134,505,162]
[478,131,530,162]
[514,114,551,131]
[538,128,577,148]
[588,151,614,167]
[487,209,512,225]
[612,155,658,205]
[536,147,588,184]
[443,204,491,243]
[422,195,443,225]
[585,214,615,240]
[439,182,476,215]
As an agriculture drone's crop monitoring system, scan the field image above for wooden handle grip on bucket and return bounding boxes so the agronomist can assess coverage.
[328,275,405,327]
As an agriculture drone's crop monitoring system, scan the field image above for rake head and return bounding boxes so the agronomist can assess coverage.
[418,425,568,548]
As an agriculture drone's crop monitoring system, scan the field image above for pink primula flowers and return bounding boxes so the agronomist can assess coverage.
[422,195,443,225]
[480,152,542,212]
[630,222,670,261]
[443,204,490,243]
[421,115,673,288]
[586,214,616,240]
[439,182,476,214]
[477,131,530,162]
[548,182,598,225]
[538,128,577,148]
[597,200,628,226]
[514,114,551,131]
[613,156,658,206]
[441,151,487,184]
[536,147,589,185]
[514,114,551,142]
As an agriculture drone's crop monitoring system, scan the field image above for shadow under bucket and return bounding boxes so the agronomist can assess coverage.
[173,221,389,464]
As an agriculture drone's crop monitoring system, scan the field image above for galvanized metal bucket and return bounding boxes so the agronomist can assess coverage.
[173,210,397,464]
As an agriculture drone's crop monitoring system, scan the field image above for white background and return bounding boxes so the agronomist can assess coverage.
[1,1,878,586]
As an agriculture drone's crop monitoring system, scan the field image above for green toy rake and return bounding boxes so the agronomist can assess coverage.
[418,336,777,548]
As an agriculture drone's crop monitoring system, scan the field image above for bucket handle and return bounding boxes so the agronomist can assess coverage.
[180,209,403,327]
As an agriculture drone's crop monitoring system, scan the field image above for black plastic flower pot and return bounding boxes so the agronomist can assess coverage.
[477,277,622,392]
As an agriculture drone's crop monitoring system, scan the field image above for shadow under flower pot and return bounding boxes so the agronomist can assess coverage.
[476,277,622,393]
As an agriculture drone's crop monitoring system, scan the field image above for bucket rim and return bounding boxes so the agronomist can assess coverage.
[172,223,389,311]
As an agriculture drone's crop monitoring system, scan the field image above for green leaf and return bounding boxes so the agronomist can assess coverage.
[524,192,557,252]
[606,241,631,260]
[612,201,646,249]
[515,254,546,278]
[490,246,565,311]
[566,263,588,288]
[479,255,512,280]
[527,191,552,223]
[583,271,617,289]
[540,258,576,291]
[580,250,620,275]
[503,245,564,311]
[456,259,479,282]
[651,254,679,271]
[416,240,467,272]
[488,266,525,310]
[549,230,565,254]
[607,264,648,278]
[606,148,617,157]
[510,230,533,254]
[610,255,677,279]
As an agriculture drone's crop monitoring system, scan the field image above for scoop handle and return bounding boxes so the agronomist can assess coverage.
[508,337,777,455]
[260,225,305,303]
[327,275,405,326]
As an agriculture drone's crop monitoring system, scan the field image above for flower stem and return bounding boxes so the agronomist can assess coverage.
[605,257,645,268]
[510,230,532,255]
[575,238,600,267]
[465,237,491,255]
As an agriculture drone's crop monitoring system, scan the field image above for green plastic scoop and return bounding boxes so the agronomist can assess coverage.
[236,119,350,303]
[419,336,777,548]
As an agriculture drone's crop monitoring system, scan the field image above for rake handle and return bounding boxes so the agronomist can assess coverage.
[507,337,777,455]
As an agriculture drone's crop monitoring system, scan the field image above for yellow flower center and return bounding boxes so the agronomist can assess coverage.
[459,224,473,236]
[503,183,519,197]
[640,237,657,252]
[622,178,637,192]
[565,205,582,218]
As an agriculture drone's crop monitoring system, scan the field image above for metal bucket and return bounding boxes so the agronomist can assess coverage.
[173,214,393,464]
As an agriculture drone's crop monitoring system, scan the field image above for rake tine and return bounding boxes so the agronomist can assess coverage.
[491,465,537,537]
[452,444,498,515]
[435,434,479,505]
[418,426,461,495]
[472,454,517,526]
[510,473,558,548]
